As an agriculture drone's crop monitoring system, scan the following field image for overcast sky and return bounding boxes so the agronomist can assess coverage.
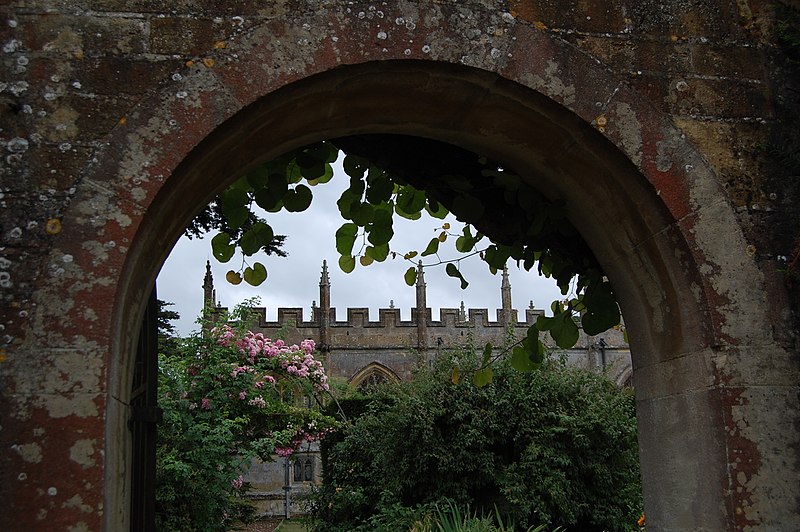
[157,159,564,337]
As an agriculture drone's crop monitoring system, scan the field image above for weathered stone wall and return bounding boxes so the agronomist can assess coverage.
[242,449,321,518]
[240,302,629,384]
[1,1,798,530]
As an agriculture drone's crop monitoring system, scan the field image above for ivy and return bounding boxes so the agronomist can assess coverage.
[200,136,621,375]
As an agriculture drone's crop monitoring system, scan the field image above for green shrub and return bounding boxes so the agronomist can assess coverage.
[309,352,641,531]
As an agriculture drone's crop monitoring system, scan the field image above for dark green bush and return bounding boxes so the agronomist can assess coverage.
[309,353,642,531]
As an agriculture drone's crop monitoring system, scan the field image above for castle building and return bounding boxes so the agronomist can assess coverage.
[203,260,633,389]
[203,260,632,516]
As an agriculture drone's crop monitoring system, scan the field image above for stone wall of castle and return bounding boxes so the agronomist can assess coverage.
[205,261,633,388]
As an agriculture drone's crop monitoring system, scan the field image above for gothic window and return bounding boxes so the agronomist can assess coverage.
[293,456,314,482]
[293,459,302,481]
[357,371,388,391]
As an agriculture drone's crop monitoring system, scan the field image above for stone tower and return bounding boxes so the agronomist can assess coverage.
[415,261,427,350]
[203,260,216,310]
[318,260,331,355]
[500,265,513,327]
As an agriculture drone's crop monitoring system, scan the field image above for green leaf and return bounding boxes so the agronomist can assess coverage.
[337,189,359,219]
[396,186,427,216]
[221,203,249,230]
[220,187,249,207]
[229,207,250,230]
[440,174,474,193]
[294,150,322,171]
[425,198,449,219]
[366,243,390,262]
[368,224,394,246]
[484,245,511,270]
[514,325,545,370]
[335,223,359,256]
[245,165,269,188]
[367,212,393,246]
[481,342,493,367]
[267,172,289,196]
[582,281,620,335]
[523,248,538,272]
[243,262,268,286]
[300,163,327,181]
[239,222,274,256]
[228,174,252,191]
[395,208,422,221]
[451,194,485,224]
[338,255,356,273]
[254,188,283,211]
[304,140,338,164]
[421,237,440,257]
[455,226,483,253]
[343,154,368,179]
[284,160,303,183]
[473,367,493,387]
[350,202,375,226]
[366,172,394,204]
[511,342,541,372]
[226,270,242,285]
[348,175,366,198]
[549,311,580,349]
[536,314,556,331]
[445,263,469,289]
[283,184,313,212]
[211,232,235,263]
[492,170,521,192]
[359,254,374,266]
[306,163,334,184]
[404,267,417,286]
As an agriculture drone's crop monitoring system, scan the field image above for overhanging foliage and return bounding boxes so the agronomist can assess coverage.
[197,135,622,383]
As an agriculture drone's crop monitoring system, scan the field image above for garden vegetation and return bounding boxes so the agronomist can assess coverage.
[309,350,642,532]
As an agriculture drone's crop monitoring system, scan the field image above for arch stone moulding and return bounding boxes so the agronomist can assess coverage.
[1,3,796,531]
[349,362,402,389]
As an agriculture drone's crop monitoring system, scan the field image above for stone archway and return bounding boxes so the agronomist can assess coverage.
[107,61,797,530]
[3,4,797,531]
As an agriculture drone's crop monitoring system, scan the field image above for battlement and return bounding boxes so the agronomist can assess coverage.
[238,305,546,330]
[215,303,626,350]
[205,261,627,353]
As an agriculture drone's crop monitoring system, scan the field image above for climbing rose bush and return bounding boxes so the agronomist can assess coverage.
[156,316,338,532]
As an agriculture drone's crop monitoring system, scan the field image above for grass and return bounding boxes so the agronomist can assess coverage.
[274,518,310,531]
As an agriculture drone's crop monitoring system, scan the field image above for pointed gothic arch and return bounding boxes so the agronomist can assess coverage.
[349,362,401,391]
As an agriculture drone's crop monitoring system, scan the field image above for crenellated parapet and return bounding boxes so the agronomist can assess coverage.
[206,262,630,387]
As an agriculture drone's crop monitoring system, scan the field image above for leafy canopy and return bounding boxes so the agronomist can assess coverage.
[198,135,621,381]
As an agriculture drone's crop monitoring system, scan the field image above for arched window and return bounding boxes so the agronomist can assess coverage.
[293,459,302,481]
[293,455,314,482]
[357,371,389,391]
[349,362,400,391]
